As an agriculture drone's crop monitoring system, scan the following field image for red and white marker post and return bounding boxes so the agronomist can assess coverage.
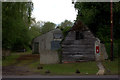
[95,38,101,61]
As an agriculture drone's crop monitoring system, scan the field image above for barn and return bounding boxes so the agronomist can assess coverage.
[32,20,108,64]
[32,28,63,64]
[61,20,97,62]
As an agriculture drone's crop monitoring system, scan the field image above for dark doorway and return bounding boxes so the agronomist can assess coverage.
[34,42,39,54]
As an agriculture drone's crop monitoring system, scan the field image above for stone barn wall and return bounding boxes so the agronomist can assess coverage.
[39,50,59,64]
[32,29,62,64]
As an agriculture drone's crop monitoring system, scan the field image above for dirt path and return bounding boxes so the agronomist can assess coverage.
[3,66,32,75]
[2,54,40,75]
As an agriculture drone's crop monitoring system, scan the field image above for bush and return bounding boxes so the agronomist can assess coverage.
[105,42,119,59]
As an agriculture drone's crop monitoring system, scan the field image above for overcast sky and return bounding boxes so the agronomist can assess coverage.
[32,0,77,24]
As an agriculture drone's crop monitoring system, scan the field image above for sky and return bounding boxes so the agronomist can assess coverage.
[32,0,77,24]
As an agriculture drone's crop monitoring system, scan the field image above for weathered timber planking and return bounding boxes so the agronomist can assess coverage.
[61,26,97,62]
[62,41,95,45]
[62,48,94,52]
[62,51,94,55]
[62,55,95,61]
[62,44,94,48]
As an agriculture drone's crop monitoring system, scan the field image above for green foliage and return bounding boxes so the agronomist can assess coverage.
[103,58,118,74]
[62,26,72,38]
[29,24,41,41]
[29,21,56,48]
[57,48,62,63]
[2,53,20,66]
[2,2,33,50]
[74,2,120,42]
[105,42,119,59]
[59,20,73,29]
[30,26,41,36]
[58,20,73,37]
[39,62,98,75]
[96,25,110,42]
[41,22,56,34]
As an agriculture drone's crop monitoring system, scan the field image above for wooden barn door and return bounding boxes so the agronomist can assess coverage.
[34,42,39,54]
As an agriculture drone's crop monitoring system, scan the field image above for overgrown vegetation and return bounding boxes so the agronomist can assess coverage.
[2,53,20,66]
[2,2,33,51]
[74,2,120,61]
[2,2,56,52]
[58,20,73,38]
[105,42,119,59]
[74,2,120,42]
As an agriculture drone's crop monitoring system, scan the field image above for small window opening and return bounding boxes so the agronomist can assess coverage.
[76,31,84,40]
[53,33,62,39]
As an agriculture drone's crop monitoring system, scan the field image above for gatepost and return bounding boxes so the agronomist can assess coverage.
[95,38,105,75]
[95,39,108,61]
[95,38,101,61]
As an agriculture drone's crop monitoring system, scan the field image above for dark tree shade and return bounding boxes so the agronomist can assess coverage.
[74,2,120,42]
[2,2,33,50]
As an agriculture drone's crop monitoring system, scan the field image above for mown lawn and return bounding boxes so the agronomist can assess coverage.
[2,51,119,75]
[29,59,119,75]
[29,61,98,75]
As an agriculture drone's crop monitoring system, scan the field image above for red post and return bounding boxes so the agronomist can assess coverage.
[110,0,113,61]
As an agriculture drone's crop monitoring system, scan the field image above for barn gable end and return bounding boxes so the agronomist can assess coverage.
[32,28,63,64]
[61,20,97,62]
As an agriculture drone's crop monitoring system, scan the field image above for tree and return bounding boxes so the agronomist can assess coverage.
[57,20,73,38]
[41,22,56,34]
[59,20,73,29]
[74,2,120,42]
[2,2,33,50]
[29,21,42,42]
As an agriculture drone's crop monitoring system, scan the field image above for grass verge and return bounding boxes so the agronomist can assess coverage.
[2,53,20,66]
[2,51,32,66]
[103,58,119,75]
[2,52,119,75]
[29,61,98,75]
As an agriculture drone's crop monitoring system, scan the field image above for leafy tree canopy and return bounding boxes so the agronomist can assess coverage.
[59,20,73,29]
[41,22,56,34]
[74,2,120,42]
[2,2,33,50]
